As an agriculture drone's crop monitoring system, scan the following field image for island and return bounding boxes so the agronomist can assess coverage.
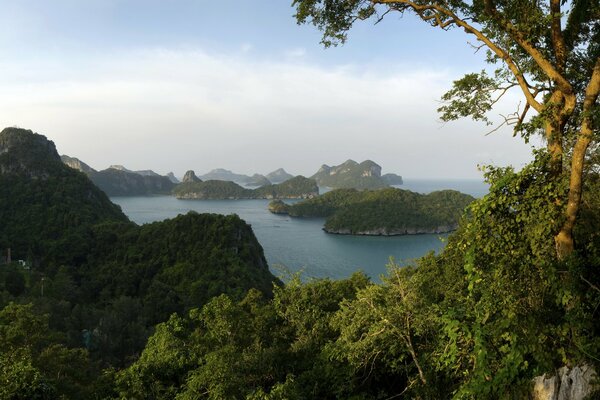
[61,156,176,196]
[311,159,402,190]
[268,187,474,235]
[173,175,319,199]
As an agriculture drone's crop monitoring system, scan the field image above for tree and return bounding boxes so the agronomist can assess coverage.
[293,0,600,259]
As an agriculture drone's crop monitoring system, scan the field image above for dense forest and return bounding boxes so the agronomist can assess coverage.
[269,188,475,234]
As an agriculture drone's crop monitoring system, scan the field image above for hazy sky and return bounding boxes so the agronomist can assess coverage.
[0,0,538,179]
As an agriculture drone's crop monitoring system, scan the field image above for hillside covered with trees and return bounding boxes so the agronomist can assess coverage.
[0,128,278,397]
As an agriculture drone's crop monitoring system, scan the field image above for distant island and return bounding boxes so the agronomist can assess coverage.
[198,167,294,187]
[61,156,404,198]
[61,156,176,196]
[174,175,318,199]
[269,188,474,235]
[311,159,402,190]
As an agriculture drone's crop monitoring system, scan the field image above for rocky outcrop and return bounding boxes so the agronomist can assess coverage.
[532,366,597,400]
[61,155,97,175]
[182,170,202,183]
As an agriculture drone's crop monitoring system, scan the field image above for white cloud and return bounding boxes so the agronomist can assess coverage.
[0,47,534,178]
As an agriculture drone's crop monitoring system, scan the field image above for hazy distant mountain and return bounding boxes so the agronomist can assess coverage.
[166,172,180,183]
[381,173,403,185]
[311,160,392,190]
[246,174,271,187]
[199,168,253,183]
[109,164,161,177]
[61,159,175,196]
[265,168,294,184]
[91,168,176,196]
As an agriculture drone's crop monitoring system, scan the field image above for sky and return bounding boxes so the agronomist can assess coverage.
[0,0,539,179]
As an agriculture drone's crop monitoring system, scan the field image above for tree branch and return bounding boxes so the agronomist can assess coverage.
[374,0,544,113]
[483,0,573,95]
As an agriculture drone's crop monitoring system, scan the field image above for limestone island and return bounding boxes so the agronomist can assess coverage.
[173,175,318,200]
[268,188,474,235]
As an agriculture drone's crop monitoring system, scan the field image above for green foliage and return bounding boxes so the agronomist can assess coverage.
[272,187,474,234]
[0,303,96,399]
[117,273,373,399]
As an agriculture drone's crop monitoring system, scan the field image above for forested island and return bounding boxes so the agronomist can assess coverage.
[269,188,474,235]
[173,175,319,199]
[311,159,402,189]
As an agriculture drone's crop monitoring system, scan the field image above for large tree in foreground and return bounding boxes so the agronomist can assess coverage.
[293,0,600,259]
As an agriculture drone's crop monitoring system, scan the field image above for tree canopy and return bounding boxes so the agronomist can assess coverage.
[293,0,600,259]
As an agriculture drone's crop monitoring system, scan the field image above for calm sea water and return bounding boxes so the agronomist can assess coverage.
[111,179,487,281]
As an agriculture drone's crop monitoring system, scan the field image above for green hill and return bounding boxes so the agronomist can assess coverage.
[269,187,474,235]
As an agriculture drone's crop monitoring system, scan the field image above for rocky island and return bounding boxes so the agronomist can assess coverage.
[269,187,474,235]
[311,159,402,190]
[173,175,318,199]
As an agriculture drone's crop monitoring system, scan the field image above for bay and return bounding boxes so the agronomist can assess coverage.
[111,179,486,281]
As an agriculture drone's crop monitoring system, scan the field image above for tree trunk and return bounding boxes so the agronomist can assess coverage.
[554,59,600,260]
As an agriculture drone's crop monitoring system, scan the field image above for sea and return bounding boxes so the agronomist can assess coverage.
[111,179,488,282]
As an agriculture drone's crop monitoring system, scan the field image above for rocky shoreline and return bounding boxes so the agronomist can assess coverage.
[323,224,458,236]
